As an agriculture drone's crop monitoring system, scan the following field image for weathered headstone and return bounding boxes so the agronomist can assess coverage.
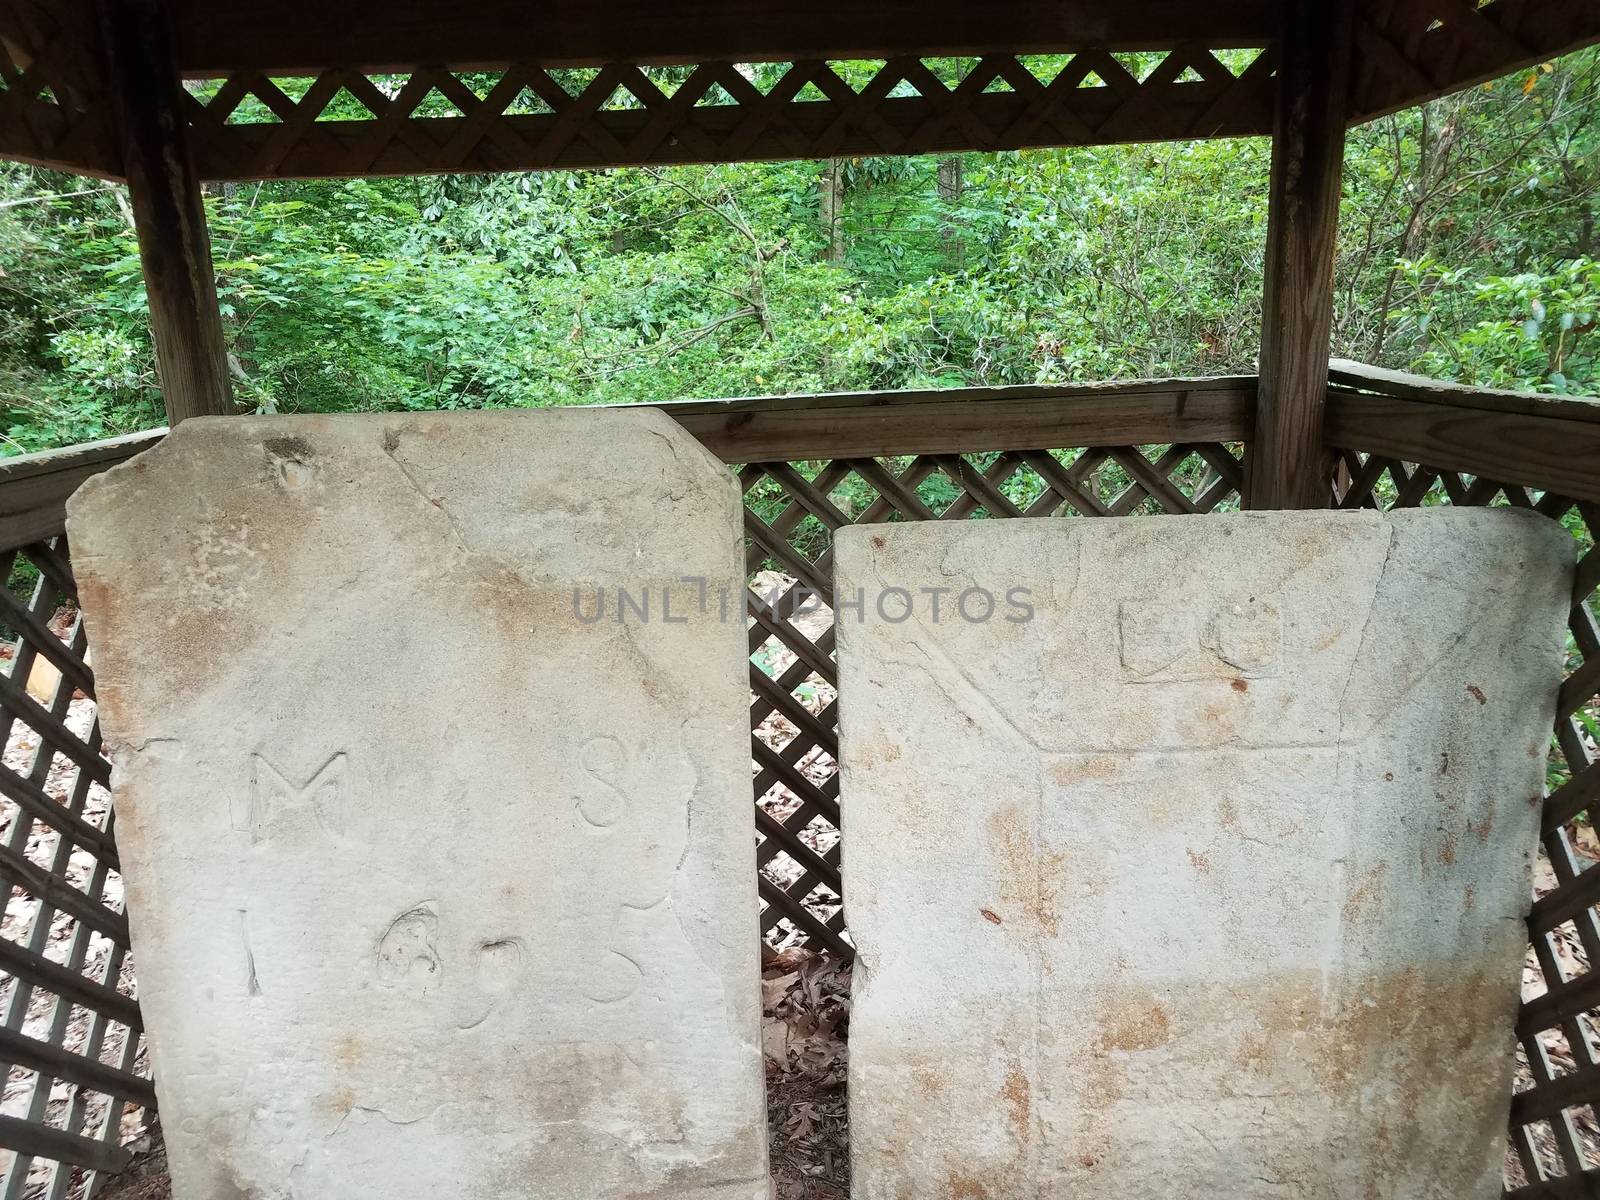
[836,509,1573,1200]
[69,412,767,1199]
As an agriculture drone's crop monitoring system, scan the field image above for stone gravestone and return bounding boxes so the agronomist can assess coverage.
[69,412,766,1199]
[836,509,1574,1200]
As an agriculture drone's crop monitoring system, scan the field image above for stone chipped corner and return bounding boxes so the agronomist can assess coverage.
[65,419,235,556]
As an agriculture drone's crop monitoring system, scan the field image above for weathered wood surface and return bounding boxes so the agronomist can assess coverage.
[161,0,1279,73]
[0,0,121,178]
[0,429,165,551]
[1326,389,1600,504]
[0,1028,155,1110]
[1350,0,1600,125]
[182,53,1278,182]
[101,0,234,424]
[1330,358,1600,425]
[0,937,141,1030]
[10,0,1600,190]
[1249,0,1353,511]
[658,377,1255,461]
[0,1116,132,1176]
[10,367,1595,530]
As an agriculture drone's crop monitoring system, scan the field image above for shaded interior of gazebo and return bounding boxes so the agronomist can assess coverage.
[3,0,1600,1195]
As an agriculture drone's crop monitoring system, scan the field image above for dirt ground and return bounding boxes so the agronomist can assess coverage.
[90,1139,166,1200]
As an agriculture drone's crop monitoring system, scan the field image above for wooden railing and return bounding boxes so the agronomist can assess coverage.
[0,500,141,1196]
[0,430,166,552]
[1326,358,1600,504]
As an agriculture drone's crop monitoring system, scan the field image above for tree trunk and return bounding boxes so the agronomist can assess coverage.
[937,155,965,265]
[819,159,846,263]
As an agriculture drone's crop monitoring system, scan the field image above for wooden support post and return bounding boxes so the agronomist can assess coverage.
[1247,0,1353,510]
[101,0,233,425]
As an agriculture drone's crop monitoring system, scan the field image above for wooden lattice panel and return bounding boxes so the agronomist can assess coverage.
[741,442,1245,956]
[178,50,1276,181]
[1351,0,1600,124]
[1337,453,1600,1198]
[0,539,149,1200]
[0,0,117,179]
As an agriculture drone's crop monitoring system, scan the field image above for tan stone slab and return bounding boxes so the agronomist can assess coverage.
[69,411,766,1200]
[836,509,1574,1200]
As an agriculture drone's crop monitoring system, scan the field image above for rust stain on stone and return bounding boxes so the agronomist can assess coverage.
[1466,684,1487,705]
[1095,993,1171,1053]
[1341,861,1390,922]
[1230,677,1249,693]
[325,1082,355,1119]
[1048,754,1120,786]
[334,1033,362,1073]
[944,1172,988,1199]
[1217,793,1240,833]
[979,907,1003,925]
[1000,1063,1032,1144]
[1186,848,1212,873]
[912,1066,945,1098]
[1069,964,1513,1195]
[984,805,1067,938]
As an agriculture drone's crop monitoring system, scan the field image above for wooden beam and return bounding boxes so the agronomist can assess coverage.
[189,71,1279,181]
[1503,1173,1600,1200]
[0,380,1249,529]
[0,1115,132,1176]
[162,0,1279,74]
[1329,358,1600,425]
[0,939,142,1030]
[0,0,123,179]
[1350,0,1600,126]
[652,376,1256,462]
[0,1027,156,1109]
[1249,0,1353,510]
[0,429,164,551]
[100,0,233,424]
[1325,387,1600,504]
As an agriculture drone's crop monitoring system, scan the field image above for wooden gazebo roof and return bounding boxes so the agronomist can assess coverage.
[4,0,1598,183]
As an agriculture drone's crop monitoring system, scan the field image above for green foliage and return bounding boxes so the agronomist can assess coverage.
[1393,256,1600,391]
[1,49,1598,452]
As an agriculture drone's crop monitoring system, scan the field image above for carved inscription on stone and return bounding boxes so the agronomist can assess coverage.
[375,903,443,991]
[837,510,1573,1200]
[235,751,348,843]
[68,411,766,1200]
[576,734,629,829]
[1118,594,1282,682]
